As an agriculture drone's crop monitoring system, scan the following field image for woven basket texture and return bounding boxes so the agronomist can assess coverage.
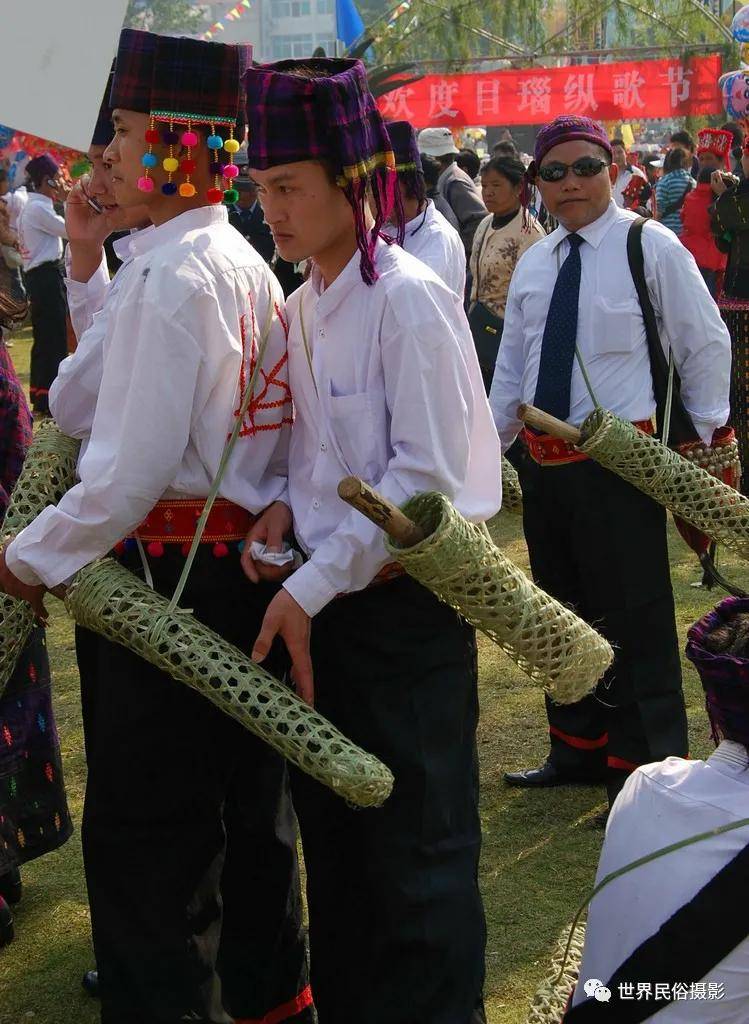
[66,558,393,808]
[486,458,522,545]
[526,922,586,1023]
[579,409,749,559]
[0,421,80,691]
[385,493,613,704]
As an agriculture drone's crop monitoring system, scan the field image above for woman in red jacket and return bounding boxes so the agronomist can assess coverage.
[681,167,727,298]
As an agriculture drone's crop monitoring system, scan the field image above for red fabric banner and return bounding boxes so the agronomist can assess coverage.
[377,54,723,128]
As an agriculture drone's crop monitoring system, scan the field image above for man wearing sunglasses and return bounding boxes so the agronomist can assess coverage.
[489,115,731,812]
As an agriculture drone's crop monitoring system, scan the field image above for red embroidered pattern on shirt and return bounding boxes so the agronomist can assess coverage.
[233,291,292,438]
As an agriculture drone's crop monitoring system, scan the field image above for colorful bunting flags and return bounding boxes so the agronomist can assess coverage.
[203,0,254,39]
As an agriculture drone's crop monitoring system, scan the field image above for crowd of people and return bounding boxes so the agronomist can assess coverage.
[0,28,747,1024]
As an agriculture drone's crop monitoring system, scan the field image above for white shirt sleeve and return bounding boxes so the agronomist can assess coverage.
[283,289,475,617]
[49,323,107,439]
[649,240,732,443]
[488,274,525,451]
[27,200,67,240]
[64,249,110,341]
[7,293,202,588]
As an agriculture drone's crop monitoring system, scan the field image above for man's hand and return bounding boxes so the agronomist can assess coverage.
[65,175,111,251]
[711,170,729,196]
[0,548,48,623]
[252,589,314,705]
[241,500,293,583]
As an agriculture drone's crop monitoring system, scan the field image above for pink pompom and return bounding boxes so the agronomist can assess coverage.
[181,130,198,147]
[137,176,155,193]
[181,542,192,557]
[146,541,165,558]
[223,163,239,179]
[212,542,230,558]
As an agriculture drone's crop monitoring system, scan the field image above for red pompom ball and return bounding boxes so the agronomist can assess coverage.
[181,542,192,557]
[146,541,165,558]
[206,187,224,204]
[180,158,196,174]
[145,128,160,144]
[212,542,230,558]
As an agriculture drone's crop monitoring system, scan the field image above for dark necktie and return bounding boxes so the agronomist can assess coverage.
[532,233,584,421]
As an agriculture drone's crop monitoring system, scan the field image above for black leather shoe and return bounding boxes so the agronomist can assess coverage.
[0,895,14,947]
[504,760,602,788]
[0,867,22,905]
[82,970,100,999]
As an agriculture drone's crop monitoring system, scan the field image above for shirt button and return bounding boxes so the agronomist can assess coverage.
[320,441,327,452]
[312,499,320,510]
[318,328,325,338]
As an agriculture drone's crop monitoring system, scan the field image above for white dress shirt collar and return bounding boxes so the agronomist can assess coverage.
[548,199,620,252]
[307,238,379,318]
[26,191,54,209]
[707,739,749,781]
[128,204,228,258]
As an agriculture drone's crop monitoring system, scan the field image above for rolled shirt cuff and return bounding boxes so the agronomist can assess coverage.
[283,558,339,617]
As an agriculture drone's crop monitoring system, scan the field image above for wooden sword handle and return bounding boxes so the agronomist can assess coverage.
[337,477,425,547]
[517,404,582,444]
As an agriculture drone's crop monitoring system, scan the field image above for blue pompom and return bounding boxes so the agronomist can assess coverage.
[141,152,158,168]
[238,540,245,553]
[161,181,178,196]
[124,538,137,552]
[207,134,224,150]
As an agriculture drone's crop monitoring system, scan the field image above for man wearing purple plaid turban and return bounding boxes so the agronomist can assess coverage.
[0,28,314,1024]
[243,57,501,1024]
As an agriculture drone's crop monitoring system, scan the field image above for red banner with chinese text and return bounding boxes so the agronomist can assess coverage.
[377,55,723,128]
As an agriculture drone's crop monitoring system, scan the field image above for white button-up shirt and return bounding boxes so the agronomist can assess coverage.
[52,231,150,447]
[282,238,501,617]
[2,186,28,232]
[402,199,466,297]
[489,201,731,449]
[572,741,749,1020]
[18,192,67,270]
[7,206,291,588]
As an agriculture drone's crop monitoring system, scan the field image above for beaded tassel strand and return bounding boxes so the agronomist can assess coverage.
[138,116,159,192]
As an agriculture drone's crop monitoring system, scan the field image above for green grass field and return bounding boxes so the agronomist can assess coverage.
[1,327,743,1023]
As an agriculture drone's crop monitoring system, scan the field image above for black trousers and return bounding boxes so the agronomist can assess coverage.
[519,457,688,804]
[25,260,68,413]
[292,576,486,1024]
[78,547,312,1024]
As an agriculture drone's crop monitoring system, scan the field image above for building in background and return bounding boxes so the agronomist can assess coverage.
[201,0,340,61]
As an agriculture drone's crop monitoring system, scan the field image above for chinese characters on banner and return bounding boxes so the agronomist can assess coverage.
[377,55,722,128]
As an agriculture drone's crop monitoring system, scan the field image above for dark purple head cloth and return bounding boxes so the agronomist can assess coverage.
[243,58,399,284]
[686,596,749,748]
[386,120,421,171]
[533,114,613,167]
[111,29,251,131]
[25,154,60,186]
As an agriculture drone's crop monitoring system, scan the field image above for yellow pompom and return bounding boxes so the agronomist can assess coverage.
[223,138,240,154]
[163,156,179,173]
[179,182,197,198]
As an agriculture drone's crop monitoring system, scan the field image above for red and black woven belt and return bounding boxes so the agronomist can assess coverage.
[524,419,655,467]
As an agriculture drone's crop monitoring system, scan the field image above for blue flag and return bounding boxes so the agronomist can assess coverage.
[336,0,365,47]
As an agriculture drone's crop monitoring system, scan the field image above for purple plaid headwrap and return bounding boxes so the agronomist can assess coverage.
[91,69,115,148]
[686,597,749,748]
[110,29,251,130]
[109,29,158,115]
[25,154,60,187]
[386,120,420,171]
[244,58,399,285]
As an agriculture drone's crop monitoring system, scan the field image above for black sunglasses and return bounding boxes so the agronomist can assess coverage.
[537,157,609,182]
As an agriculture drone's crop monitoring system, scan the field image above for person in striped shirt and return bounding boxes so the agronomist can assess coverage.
[655,147,695,235]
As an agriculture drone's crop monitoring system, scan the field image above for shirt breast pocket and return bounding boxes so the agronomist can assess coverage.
[327,387,387,481]
[590,296,643,355]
